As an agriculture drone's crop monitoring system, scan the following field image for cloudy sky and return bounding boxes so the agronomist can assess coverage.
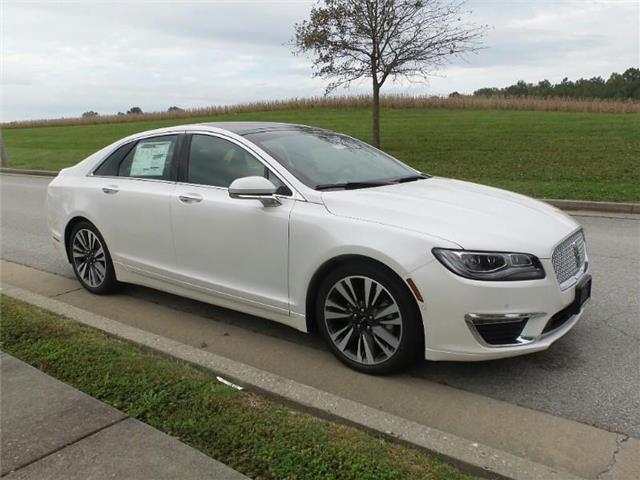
[1,0,638,121]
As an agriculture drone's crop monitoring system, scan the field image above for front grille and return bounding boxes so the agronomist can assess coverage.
[552,230,587,288]
[474,320,528,346]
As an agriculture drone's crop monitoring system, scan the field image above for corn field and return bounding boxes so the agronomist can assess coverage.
[3,94,639,129]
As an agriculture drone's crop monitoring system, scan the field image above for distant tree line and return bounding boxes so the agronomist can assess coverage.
[473,67,640,99]
[81,106,185,117]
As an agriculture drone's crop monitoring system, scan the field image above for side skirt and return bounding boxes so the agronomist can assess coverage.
[114,262,308,333]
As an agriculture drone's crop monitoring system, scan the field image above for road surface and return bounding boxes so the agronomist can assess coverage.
[2,173,639,439]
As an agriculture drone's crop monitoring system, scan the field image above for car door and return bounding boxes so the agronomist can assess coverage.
[86,133,180,277]
[171,133,294,314]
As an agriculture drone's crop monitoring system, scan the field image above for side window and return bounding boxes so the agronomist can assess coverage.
[116,135,177,180]
[93,142,135,177]
[187,135,288,193]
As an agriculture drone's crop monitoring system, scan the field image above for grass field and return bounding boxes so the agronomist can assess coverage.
[3,107,639,201]
[0,295,475,480]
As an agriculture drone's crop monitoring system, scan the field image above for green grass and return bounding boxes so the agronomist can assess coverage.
[3,108,639,201]
[0,295,475,480]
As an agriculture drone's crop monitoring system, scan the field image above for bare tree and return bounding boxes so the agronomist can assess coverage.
[292,0,487,147]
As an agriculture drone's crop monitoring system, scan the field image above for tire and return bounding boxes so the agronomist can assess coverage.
[68,221,118,294]
[315,261,422,374]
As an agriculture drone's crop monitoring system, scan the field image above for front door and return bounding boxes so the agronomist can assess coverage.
[171,133,294,313]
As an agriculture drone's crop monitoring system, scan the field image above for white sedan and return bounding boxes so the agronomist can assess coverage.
[46,122,591,373]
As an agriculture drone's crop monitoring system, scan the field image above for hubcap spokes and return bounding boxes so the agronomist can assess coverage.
[324,276,402,365]
[72,229,106,288]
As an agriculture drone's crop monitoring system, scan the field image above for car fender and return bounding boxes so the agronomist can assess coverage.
[288,201,460,326]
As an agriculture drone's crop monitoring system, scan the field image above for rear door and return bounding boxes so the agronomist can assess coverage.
[86,133,181,277]
[170,133,294,313]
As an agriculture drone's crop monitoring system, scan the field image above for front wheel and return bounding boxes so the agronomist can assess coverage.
[316,262,422,374]
[69,221,118,294]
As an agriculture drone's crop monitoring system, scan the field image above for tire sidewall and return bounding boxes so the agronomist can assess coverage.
[315,261,422,374]
[69,222,117,294]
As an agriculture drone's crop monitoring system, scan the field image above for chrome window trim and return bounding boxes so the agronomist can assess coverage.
[182,130,301,200]
[87,131,185,178]
[85,175,177,186]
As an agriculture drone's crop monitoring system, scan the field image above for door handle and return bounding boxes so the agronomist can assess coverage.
[102,185,119,194]
[178,193,203,204]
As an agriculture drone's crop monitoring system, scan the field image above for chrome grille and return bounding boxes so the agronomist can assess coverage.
[552,230,587,288]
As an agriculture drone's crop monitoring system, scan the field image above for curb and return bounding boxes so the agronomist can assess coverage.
[0,168,58,177]
[2,169,638,214]
[1,283,584,480]
[543,199,640,214]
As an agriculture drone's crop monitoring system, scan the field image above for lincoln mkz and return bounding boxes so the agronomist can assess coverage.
[47,123,591,373]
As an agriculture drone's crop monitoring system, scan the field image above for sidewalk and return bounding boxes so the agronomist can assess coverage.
[0,353,248,479]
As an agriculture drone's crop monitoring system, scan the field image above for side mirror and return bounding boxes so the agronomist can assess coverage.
[228,176,281,207]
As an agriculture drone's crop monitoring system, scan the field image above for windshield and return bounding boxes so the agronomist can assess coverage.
[244,128,420,190]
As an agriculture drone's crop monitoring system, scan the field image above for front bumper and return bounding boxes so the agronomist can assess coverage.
[411,258,589,361]
[50,230,68,262]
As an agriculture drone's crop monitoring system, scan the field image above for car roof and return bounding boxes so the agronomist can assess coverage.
[126,122,329,145]
[195,121,312,136]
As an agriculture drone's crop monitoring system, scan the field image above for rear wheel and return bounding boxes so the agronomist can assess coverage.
[69,222,117,294]
[316,262,422,374]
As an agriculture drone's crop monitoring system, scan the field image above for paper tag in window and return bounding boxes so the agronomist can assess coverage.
[130,141,171,176]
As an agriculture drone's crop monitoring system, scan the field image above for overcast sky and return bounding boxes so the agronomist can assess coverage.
[1,0,638,121]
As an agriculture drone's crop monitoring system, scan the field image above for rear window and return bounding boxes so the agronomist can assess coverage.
[94,135,178,180]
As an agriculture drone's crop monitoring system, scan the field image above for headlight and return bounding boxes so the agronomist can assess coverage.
[432,248,545,281]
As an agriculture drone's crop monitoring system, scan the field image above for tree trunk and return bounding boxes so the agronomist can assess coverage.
[0,131,8,168]
[372,81,381,148]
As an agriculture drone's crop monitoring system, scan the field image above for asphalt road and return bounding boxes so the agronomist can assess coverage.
[2,173,639,439]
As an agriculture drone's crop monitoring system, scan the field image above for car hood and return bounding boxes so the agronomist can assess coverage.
[321,177,579,258]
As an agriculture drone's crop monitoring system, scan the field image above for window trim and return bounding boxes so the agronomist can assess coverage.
[89,132,184,182]
[179,132,296,198]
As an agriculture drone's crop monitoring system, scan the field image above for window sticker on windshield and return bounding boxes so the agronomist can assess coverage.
[130,141,171,176]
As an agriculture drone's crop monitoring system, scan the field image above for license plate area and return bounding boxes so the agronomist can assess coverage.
[571,274,592,314]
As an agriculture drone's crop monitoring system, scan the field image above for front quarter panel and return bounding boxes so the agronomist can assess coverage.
[288,201,460,325]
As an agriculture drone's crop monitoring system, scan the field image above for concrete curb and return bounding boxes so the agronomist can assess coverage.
[1,283,584,480]
[543,199,640,214]
[1,169,638,214]
[0,168,57,177]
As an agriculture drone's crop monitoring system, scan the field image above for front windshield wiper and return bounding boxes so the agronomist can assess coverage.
[315,174,430,191]
[315,181,393,191]
[393,174,430,183]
